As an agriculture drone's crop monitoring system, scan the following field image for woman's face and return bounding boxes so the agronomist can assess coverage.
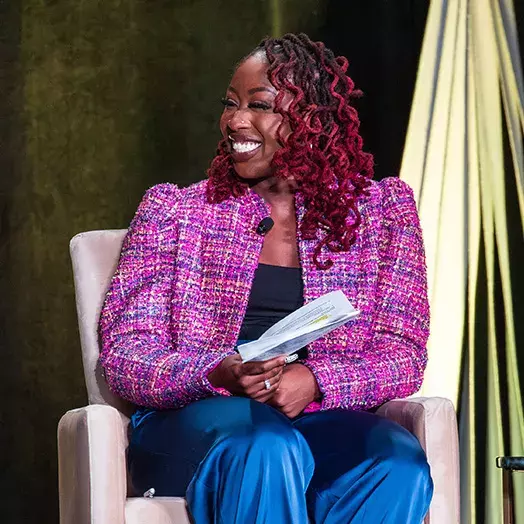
[220,54,288,181]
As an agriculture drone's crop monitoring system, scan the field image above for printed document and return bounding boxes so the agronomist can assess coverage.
[237,290,359,362]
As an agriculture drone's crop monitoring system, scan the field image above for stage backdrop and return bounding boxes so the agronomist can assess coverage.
[1,2,434,523]
[400,1,524,522]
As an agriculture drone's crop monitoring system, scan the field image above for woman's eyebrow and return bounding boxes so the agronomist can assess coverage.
[248,86,277,95]
[227,86,277,95]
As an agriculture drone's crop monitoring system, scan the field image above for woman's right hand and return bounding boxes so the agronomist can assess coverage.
[208,354,286,402]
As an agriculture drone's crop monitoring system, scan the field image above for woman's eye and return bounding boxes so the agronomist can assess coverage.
[250,101,272,111]
[221,98,237,108]
[220,98,272,111]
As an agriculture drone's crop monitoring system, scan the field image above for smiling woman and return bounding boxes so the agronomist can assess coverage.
[99,33,433,523]
[208,35,374,269]
[220,56,283,177]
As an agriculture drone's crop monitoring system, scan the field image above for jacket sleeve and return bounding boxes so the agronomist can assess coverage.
[303,178,430,411]
[98,184,233,409]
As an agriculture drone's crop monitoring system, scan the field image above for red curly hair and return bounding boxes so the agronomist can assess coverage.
[206,33,374,269]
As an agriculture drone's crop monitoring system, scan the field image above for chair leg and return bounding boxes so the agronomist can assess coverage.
[502,469,513,524]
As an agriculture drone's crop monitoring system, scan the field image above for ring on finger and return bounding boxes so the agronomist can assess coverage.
[264,379,271,390]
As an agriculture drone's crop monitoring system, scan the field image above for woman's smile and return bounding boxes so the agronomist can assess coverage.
[228,133,263,162]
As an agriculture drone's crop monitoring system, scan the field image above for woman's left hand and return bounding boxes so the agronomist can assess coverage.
[267,363,321,418]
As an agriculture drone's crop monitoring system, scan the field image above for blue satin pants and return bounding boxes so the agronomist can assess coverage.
[128,397,433,523]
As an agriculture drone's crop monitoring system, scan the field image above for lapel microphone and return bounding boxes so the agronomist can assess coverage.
[256,217,274,235]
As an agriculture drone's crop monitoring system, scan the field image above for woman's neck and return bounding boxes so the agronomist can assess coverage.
[249,175,297,207]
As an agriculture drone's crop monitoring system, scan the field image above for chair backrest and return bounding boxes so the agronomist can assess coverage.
[70,229,133,415]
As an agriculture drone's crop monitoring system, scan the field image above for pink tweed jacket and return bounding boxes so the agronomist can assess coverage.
[99,177,429,412]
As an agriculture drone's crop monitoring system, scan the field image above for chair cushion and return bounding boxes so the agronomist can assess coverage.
[125,497,191,524]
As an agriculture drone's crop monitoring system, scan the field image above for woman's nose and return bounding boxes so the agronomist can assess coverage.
[227,108,251,131]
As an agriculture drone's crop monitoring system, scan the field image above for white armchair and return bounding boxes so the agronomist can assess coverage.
[58,230,460,524]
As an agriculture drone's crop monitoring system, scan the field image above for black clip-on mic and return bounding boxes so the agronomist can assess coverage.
[256,217,274,235]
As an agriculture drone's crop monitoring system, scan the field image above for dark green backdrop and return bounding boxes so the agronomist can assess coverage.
[0,2,428,522]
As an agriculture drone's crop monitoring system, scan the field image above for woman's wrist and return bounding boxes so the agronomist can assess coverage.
[287,362,322,403]
[207,361,225,389]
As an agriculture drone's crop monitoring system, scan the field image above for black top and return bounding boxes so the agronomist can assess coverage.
[238,263,304,341]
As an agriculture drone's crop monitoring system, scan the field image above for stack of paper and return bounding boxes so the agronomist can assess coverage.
[237,290,359,362]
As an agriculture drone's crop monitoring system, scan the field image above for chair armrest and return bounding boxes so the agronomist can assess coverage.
[58,404,129,524]
[377,397,460,524]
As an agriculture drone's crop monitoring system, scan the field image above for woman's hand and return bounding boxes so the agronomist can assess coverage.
[267,363,321,418]
[208,354,286,402]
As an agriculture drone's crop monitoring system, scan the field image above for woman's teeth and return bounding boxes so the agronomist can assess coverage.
[231,141,261,153]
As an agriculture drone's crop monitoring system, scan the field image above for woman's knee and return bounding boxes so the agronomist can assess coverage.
[389,446,432,493]
[373,424,433,495]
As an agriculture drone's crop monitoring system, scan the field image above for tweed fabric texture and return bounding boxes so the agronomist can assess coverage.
[98,177,429,411]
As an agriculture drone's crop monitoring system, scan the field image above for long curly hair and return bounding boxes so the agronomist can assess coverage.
[206,33,374,269]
